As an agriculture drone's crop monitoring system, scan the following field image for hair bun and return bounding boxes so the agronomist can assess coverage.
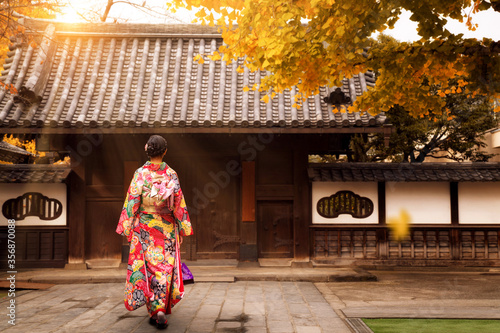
[146,135,167,158]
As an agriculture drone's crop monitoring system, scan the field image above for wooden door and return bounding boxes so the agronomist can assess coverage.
[85,200,123,260]
[257,201,294,258]
[176,156,240,260]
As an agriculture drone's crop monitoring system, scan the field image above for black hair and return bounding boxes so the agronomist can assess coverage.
[146,135,167,158]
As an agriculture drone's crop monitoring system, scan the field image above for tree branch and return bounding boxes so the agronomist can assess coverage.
[101,0,114,22]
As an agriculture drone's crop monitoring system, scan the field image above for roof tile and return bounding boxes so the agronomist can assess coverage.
[0,20,385,130]
[308,163,500,182]
[0,164,71,183]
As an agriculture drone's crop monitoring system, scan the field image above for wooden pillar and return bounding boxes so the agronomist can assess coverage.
[377,182,388,259]
[240,161,257,261]
[293,144,310,263]
[66,138,86,268]
[450,182,459,225]
[121,161,139,263]
[450,182,460,260]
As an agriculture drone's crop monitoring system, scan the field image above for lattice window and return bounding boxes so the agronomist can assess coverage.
[388,230,451,259]
[487,231,500,259]
[460,230,500,259]
[317,191,374,219]
[314,229,378,259]
[2,192,62,221]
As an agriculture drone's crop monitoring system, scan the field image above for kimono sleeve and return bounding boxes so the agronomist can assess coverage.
[172,172,193,237]
[116,169,143,242]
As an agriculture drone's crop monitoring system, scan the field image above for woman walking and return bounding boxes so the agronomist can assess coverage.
[116,135,193,329]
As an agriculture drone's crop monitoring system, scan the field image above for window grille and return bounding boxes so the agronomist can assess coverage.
[2,192,62,221]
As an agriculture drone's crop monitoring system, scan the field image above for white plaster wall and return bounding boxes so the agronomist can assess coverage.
[483,130,500,162]
[459,182,500,224]
[312,182,378,224]
[386,182,451,224]
[0,183,67,226]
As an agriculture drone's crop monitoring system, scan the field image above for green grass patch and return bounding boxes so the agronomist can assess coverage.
[363,319,500,333]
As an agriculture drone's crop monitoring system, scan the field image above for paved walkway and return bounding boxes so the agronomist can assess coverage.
[2,268,500,332]
[320,270,500,332]
[0,264,375,284]
[0,281,351,333]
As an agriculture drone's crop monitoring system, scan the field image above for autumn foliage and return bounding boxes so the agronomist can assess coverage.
[2,134,45,156]
[0,1,60,65]
[169,0,500,117]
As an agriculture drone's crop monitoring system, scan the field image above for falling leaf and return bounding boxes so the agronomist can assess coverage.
[388,209,411,241]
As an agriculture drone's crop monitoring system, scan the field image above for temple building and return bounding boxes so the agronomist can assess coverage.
[0,18,499,269]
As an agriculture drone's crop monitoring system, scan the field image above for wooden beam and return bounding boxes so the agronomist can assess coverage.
[378,182,386,225]
[66,141,86,265]
[293,144,310,261]
[241,161,256,222]
[0,126,392,135]
[450,182,459,225]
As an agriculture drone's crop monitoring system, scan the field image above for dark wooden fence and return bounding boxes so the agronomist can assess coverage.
[312,225,500,266]
[0,227,68,268]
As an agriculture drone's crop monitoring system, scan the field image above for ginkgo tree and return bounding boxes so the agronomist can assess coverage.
[169,0,500,116]
[0,0,60,95]
[0,1,60,58]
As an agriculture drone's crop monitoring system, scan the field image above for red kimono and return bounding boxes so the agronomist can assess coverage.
[116,161,193,316]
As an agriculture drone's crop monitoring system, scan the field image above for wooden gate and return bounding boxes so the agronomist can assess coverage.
[177,156,240,260]
[257,201,294,258]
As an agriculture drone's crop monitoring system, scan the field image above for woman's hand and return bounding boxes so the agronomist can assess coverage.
[179,235,183,245]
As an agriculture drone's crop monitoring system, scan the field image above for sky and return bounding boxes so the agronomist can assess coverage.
[56,1,500,42]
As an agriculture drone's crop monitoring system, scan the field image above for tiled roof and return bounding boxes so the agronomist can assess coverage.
[0,19,385,131]
[0,141,34,163]
[0,164,71,183]
[308,163,500,182]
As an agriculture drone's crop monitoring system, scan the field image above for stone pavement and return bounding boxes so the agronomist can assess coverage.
[0,281,351,333]
[319,269,500,332]
[2,268,500,332]
[0,263,376,285]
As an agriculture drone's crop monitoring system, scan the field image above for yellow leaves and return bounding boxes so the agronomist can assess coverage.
[465,15,479,31]
[170,0,499,119]
[345,52,356,60]
[282,12,295,22]
[388,209,411,242]
[243,86,250,92]
[53,156,71,165]
[261,95,270,103]
[195,8,207,18]
[207,12,216,27]
[2,134,44,158]
[322,17,334,30]
[194,54,205,64]
[310,0,321,8]
[210,51,222,61]
[335,25,345,36]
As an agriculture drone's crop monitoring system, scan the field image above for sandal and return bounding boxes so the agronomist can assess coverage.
[156,311,168,330]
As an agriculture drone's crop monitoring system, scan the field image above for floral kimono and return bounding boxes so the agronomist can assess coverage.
[116,161,193,317]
